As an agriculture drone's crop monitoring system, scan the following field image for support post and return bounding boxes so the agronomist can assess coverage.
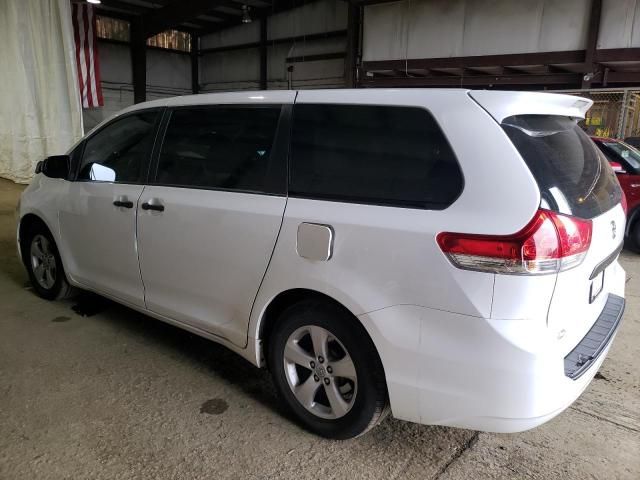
[617,89,631,139]
[191,35,199,94]
[345,3,360,88]
[260,17,268,90]
[131,18,147,103]
[582,0,602,88]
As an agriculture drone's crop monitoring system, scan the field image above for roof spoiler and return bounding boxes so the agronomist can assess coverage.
[469,91,593,123]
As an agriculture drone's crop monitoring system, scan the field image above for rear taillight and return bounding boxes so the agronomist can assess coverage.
[437,209,592,275]
[621,192,628,216]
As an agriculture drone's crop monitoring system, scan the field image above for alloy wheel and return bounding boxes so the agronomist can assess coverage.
[283,325,358,419]
[30,234,57,290]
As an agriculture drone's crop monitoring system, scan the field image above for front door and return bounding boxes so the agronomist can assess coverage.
[137,100,291,347]
[59,110,161,307]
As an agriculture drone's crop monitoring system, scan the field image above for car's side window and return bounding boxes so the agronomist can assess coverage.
[68,143,85,181]
[154,105,283,194]
[77,110,160,183]
[290,104,463,210]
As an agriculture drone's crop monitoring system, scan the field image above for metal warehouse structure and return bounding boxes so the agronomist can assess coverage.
[92,0,640,96]
[85,0,640,138]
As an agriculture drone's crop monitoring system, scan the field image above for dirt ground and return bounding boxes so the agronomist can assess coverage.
[1,178,638,479]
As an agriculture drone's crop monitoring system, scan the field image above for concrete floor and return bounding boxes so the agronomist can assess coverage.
[0,177,638,480]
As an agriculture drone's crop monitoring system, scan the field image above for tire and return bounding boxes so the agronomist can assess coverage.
[267,299,389,439]
[627,219,640,253]
[22,221,75,300]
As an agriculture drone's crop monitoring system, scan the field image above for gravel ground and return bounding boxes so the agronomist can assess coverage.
[1,178,638,479]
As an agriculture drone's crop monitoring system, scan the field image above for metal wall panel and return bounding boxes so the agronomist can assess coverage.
[98,42,132,84]
[199,0,347,91]
[267,0,347,40]
[200,21,260,50]
[147,48,191,90]
[363,0,592,61]
[200,48,261,91]
[598,0,640,48]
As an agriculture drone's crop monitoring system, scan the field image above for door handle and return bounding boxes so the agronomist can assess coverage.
[113,198,133,208]
[141,201,165,212]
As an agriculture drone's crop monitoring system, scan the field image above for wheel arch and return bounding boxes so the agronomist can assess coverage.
[18,212,73,283]
[627,204,640,237]
[256,288,386,379]
[18,213,52,264]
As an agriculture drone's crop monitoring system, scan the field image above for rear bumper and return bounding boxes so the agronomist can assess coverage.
[564,294,624,380]
[358,267,625,433]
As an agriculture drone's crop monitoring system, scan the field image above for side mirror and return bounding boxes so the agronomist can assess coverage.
[89,163,116,182]
[39,155,70,179]
[610,161,626,174]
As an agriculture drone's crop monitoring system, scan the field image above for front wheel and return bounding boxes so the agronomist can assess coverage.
[23,222,74,300]
[268,300,388,439]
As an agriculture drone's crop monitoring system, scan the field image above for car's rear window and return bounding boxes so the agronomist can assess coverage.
[502,115,622,219]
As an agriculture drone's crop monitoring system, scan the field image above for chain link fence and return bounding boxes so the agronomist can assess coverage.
[554,88,640,142]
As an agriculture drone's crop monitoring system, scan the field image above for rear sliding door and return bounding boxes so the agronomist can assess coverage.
[137,101,291,347]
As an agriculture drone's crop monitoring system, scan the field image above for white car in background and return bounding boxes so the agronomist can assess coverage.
[17,89,626,439]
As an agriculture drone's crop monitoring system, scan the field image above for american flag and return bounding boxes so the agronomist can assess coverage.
[72,3,104,108]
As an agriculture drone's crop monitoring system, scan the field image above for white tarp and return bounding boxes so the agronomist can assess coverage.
[0,0,83,183]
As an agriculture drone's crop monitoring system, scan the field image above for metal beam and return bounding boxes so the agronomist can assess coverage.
[191,36,199,94]
[259,17,267,90]
[98,0,148,15]
[95,8,136,22]
[596,48,640,62]
[360,73,582,88]
[209,0,246,11]
[345,2,360,88]
[199,29,347,55]
[605,71,640,84]
[180,19,223,30]
[360,45,640,89]
[131,18,147,103]
[286,52,345,63]
[204,10,241,22]
[362,50,586,72]
[143,0,241,37]
[196,0,301,36]
[350,0,400,5]
[98,36,192,55]
[582,0,602,88]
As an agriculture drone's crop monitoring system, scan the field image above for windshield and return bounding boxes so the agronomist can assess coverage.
[502,115,622,219]
[603,141,640,171]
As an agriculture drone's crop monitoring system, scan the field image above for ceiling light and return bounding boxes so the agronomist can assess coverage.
[87,0,102,4]
[242,5,252,24]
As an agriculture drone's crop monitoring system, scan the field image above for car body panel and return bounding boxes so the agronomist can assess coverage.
[546,205,627,353]
[58,182,146,307]
[137,186,286,347]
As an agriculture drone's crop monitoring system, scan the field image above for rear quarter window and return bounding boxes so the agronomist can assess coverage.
[290,104,463,210]
[502,115,622,219]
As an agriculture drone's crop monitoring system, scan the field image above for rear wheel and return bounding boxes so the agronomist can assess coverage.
[627,219,640,253]
[268,299,388,439]
[22,222,74,300]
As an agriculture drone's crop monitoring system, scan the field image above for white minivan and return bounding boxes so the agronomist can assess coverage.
[17,89,626,439]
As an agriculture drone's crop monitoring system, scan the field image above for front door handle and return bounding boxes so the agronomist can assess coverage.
[113,197,133,208]
[141,200,165,212]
